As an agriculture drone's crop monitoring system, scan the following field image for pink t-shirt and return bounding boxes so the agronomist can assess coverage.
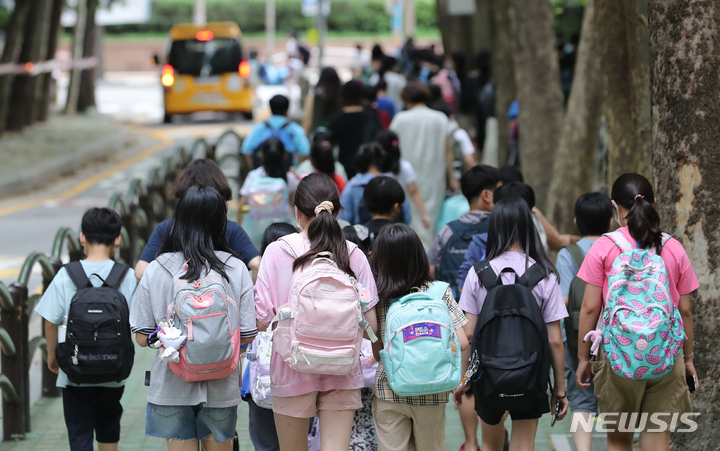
[254,234,379,398]
[459,251,568,324]
[577,227,699,307]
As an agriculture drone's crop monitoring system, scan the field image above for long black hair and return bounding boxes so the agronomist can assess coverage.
[292,173,354,277]
[260,137,288,179]
[315,67,341,117]
[611,173,662,252]
[310,139,335,177]
[370,223,432,300]
[159,186,238,281]
[483,197,557,277]
[375,129,401,175]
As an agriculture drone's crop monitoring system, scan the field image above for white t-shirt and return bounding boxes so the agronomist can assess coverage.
[239,167,300,197]
[383,159,416,188]
[453,128,476,156]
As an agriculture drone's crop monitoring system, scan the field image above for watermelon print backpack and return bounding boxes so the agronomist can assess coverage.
[587,231,685,380]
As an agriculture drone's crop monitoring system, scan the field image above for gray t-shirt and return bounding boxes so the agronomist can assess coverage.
[130,252,257,408]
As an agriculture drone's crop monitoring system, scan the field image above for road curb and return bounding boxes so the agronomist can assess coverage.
[0,130,139,200]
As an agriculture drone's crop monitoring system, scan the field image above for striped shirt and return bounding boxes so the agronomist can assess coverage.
[373,283,468,405]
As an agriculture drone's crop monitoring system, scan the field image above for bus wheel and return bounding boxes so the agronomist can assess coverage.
[163,113,173,124]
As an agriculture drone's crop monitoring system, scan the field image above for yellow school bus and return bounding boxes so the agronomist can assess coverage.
[161,22,254,122]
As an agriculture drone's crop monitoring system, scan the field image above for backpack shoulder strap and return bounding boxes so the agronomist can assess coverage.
[564,244,585,270]
[520,263,547,290]
[279,233,305,258]
[65,262,93,290]
[426,281,450,300]
[263,121,272,130]
[103,263,131,289]
[604,231,633,253]
[475,262,498,291]
[279,121,292,130]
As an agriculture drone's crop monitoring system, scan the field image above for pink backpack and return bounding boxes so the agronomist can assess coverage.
[165,258,242,382]
[271,234,377,375]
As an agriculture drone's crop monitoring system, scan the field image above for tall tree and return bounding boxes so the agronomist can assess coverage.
[436,0,492,62]
[0,0,34,136]
[545,0,603,233]
[509,0,564,208]
[36,0,66,122]
[490,0,515,166]
[650,1,720,448]
[5,0,51,131]
[65,0,88,115]
[77,0,98,112]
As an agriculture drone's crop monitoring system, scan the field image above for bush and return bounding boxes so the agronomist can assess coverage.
[105,0,437,35]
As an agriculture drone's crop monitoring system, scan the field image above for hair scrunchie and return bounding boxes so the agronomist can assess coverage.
[634,194,645,201]
[314,201,334,216]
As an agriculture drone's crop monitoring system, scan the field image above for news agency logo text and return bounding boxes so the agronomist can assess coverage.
[570,413,700,433]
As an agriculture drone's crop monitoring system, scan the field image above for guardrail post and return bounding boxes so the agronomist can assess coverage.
[40,257,62,398]
[4,284,28,439]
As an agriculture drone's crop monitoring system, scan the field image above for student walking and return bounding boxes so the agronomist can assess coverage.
[456,197,569,451]
[135,159,260,280]
[556,193,612,451]
[36,208,137,451]
[254,173,379,451]
[130,186,258,451]
[575,174,698,451]
[370,223,469,451]
[390,81,458,248]
[361,176,406,246]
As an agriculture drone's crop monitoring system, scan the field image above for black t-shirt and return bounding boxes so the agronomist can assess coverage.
[363,218,393,246]
[328,109,382,179]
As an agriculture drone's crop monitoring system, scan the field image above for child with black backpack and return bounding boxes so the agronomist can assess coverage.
[370,223,469,451]
[36,207,137,451]
[556,192,612,451]
[455,197,569,451]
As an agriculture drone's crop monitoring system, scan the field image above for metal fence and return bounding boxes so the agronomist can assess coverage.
[0,130,245,440]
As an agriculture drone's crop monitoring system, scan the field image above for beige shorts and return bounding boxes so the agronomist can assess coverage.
[372,396,446,451]
[272,389,362,418]
[591,351,691,430]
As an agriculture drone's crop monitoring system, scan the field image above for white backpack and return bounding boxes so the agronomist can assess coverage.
[247,329,273,408]
[271,234,377,375]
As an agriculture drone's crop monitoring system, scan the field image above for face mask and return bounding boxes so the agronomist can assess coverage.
[613,203,622,227]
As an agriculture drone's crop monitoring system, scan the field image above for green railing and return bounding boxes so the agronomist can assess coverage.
[0,131,246,440]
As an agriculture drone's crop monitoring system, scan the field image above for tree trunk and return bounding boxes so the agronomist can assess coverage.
[509,0,564,209]
[36,0,65,122]
[649,2,720,447]
[490,0,515,166]
[5,0,51,132]
[65,0,88,115]
[436,0,492,60]
[0,0,34,136]
[623,0,653,180]
[77,0,98,113]
[545,0,603,233]
[29,0,54,124]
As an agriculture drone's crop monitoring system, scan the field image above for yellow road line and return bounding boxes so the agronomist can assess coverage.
[0,139,171,218]
[0,269,19,279]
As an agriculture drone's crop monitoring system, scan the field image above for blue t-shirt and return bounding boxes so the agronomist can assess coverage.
[139,219,259,264]
[240,115,310,157]
[556,237,596,341]
[35,260,138,388]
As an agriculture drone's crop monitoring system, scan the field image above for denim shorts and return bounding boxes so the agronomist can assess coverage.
[145,403,238,443]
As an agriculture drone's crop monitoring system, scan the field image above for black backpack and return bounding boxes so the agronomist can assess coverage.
[437,219,489,289]
[563,244,586,358]
[470,262,552,413]
[56,262,135,384]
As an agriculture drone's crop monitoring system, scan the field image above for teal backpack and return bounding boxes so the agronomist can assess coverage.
[595,231,685,380]
[379,281,462,397]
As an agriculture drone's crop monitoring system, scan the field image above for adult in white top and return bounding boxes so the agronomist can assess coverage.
[390,81,458,248]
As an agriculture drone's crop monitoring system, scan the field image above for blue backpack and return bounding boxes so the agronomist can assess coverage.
[437,219,489,290]
[251,121,296,169]
[379,282,462,397]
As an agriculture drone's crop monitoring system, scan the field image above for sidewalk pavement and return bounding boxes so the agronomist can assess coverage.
[0,344,597,451]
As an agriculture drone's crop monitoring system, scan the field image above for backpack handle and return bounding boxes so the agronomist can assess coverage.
[309,252,338,269]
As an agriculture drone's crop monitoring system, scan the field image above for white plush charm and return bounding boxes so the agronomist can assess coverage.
[157,321,187,363]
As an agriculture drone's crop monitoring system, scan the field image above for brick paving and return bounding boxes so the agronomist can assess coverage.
[0,345,601,451]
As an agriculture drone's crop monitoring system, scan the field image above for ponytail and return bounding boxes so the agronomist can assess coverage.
[292,173,355,277]
[611,173,663,253]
